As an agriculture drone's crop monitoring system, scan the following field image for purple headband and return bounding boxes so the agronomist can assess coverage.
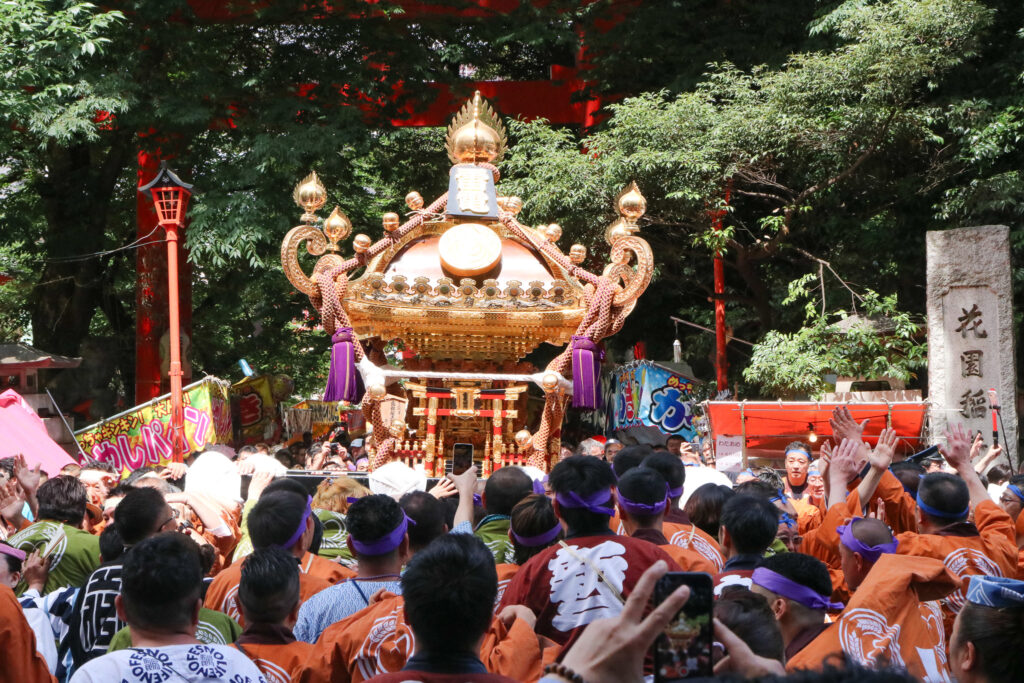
[0,543,26,562]
[555,489,615,516]
[667,485,683,499]
[350,512,415,556]
[836,519,898,563]
[532,479,546,496]
[276,496,313,551]
[752,567,844,611]
[511,522,562,548]
[617,486,669,517]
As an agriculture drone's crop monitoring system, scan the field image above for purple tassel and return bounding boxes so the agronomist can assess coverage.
[571,335,603,410]
[323,327,364,403]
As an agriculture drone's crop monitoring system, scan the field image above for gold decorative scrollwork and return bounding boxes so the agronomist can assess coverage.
[603,235,654,306]
[281,225,329,296]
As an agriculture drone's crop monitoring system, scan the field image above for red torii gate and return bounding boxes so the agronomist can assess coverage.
[135,0,621,402]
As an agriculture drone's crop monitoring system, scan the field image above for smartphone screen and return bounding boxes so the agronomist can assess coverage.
[653,572,714,681]
[452,443,474,475]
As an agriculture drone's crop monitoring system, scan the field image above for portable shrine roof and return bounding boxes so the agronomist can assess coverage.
[0,344,82,371]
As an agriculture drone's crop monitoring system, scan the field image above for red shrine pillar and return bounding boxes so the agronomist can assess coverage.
[135,149,193,404]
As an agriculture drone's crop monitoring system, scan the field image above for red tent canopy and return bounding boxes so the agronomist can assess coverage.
[705,401,929,462]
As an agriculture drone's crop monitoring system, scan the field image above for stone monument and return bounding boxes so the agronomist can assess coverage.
[927,225,1017,462]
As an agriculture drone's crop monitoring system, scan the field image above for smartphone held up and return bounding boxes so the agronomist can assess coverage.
[653,572,714,681]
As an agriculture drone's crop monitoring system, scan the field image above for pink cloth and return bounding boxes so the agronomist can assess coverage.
[0,389,75,475]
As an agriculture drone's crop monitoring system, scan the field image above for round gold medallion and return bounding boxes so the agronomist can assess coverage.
[438,223,502,277]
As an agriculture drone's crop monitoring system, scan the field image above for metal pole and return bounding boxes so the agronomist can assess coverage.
[45,388,91,464]
[165,223,186,462]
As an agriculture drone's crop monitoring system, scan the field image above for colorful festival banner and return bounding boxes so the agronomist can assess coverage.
[231,375,284,445]
[75,378,232,477]
[611,361,697,440]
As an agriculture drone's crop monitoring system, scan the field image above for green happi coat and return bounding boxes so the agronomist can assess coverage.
[474,515,514,565]
[8,520,100,595]
[314,509,355,566]
[107,608,242,651]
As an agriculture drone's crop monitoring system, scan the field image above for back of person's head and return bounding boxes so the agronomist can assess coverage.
[890,461,926,496]
[986,465,1014,486]
[548,455,616,535]
[400,491,445,552]
[721,494,779,555]
[99,525,125,563]
[401,533,497,653]
[510,494,563,565]
[248,490,310,550]
[238,445,257,458]
[733,479,777,499]
[616,467,667,525]
[273,448,294,469]
[641,451,685,497]
[264,477,310,497]
[483,466,533,517]
[82,461,117,476]
[346,494,406,559]
[114,487,168,546]
[754,467,786,491]
[314,476,370,513]
[36,476,87,526]
[715,589,785,663]
[918,472,970,524]
[0,457,15,480]
[239,547,300,625]
[59,463,82,478]
[955,598,1024,681]
[684,483,734,539]
[757,552,833,621]
[120,533,202,632]
[612,445,651,478]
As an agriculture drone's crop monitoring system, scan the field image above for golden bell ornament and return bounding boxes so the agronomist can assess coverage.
[353,234,372,253]
[505,196,523,215]
[365,383,387,400]
[406,191,424,211]
[323,206,352,245]
[544,224,562,242]
[390,420,407,437]
[515,430,532,448]
[569,244,587,264]
[617,181,647,221]
[541,373,560,392]
[382,212,400,232]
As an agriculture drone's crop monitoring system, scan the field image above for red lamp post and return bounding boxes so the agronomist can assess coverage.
[139,163,193,463]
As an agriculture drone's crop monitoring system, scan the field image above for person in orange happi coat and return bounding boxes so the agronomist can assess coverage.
[750,552,843,662]
[1,583,54,683]
[889,424,1019,635]
[787,517,958,682]
[996,475,1024,572]
[782,441,824,533]
[205,491,334,626]
[231,547,314,683]
[615,468,717,574]
[297,535,553,683]
[641,452,725,572]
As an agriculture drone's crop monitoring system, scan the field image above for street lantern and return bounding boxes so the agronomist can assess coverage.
[139,162,193,462]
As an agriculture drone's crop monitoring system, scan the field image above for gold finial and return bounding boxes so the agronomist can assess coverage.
[544,224,562,242]
[617,181,647,222]
[445,91,507,165]
[353,234,372,253]
[323,206,352,246]
[569,244,587,264]
[293,172,327,222]
[382,212,400,232]
[405,191,424,211]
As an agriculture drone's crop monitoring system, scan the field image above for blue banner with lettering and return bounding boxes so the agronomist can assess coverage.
[612,361,696,439]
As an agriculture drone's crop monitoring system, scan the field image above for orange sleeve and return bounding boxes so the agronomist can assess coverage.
[872,470,918,535]
[0,585,55,683]
[974,500,1016,547]
[295,637,350,683]
[660,545,717,574]
[801,493,860,569]
[480,616,546,681]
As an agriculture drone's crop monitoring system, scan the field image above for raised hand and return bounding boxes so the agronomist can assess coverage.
[447,465,478,497]
[248,471,274,501]
[559,560,691,683]
[869,428,898,471]
[713,618,786,677]
[428,478,457,499]
[829,406,868,443]
[13,454,41,495]
[939,423,973,472]
[21,550,51,593]
[0,479,26,521]
[160,461,188,480]
[968,432,984,462]
[830,438,863,484]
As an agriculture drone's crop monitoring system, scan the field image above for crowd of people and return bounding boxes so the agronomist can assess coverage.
[1,405,1024,682]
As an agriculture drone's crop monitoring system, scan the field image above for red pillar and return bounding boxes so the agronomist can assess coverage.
[711,183,732,392]
[135,150,192,405]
